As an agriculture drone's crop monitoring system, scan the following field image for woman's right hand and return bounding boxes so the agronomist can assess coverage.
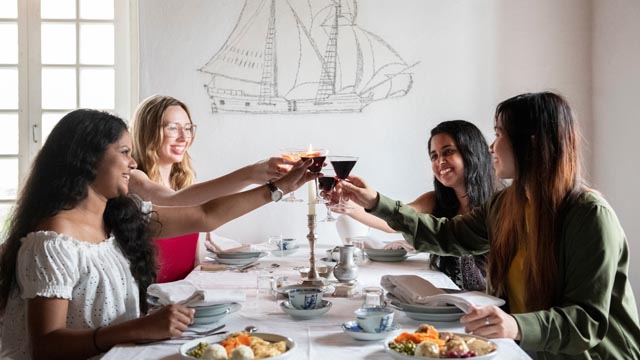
[140,304,194,340]
[337,175,379,211]
[275,159,317,194]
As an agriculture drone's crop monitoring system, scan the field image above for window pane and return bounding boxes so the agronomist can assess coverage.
[0,24,18,64]
[42,111,68,143]
[80,0,113,20]
[80,23,114,65]
[41,22,76,65]
[0,68,18,109]
[0,0,17,18]
[0,114,19,154]
[41,0,76,19]
[79,68,114,108]
[42,67,76,109]
[0,203,14,236]
[0,158,18,200]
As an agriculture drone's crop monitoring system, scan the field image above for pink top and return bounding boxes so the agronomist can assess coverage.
[155,233,199,283]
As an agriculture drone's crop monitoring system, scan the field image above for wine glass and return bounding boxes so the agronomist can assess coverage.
[279,148,304,202]
[328,155,358,211]
[318,168,337,222]
[300,148,328,204]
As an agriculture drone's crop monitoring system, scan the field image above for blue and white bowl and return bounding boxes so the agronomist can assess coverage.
[342,320,399,341]
[287,288,323,310]
[280,300,332,319]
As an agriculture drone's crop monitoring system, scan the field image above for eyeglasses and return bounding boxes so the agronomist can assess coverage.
[163,123,196,138]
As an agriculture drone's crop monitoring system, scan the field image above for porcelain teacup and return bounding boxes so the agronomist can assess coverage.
[354,307,394,333]
[287,288,323,310]
[277,238,295,250]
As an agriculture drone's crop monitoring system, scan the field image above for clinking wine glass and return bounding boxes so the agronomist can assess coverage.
[279,148,304,202]
[318,168,337,222]
[329,155,358,211]
[300,148,328,204]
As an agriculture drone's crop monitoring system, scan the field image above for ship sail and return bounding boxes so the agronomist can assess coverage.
[199,0,416,113]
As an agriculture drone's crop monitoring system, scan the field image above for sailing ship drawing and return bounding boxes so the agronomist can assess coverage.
[199,0,417,113]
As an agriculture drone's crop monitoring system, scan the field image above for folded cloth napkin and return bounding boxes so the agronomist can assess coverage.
[362,237,415,252]
[205,233,252,253]
[147,279,246,307]
[381,275,504,313]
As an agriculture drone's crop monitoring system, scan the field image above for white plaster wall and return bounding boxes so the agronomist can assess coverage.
[592,0,640,309]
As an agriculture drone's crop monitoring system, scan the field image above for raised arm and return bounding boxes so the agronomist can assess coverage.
[152,159,316,238]
[129,157,295,206]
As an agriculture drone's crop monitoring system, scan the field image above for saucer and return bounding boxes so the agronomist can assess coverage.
[280,300,332,319]
[342,320,399,341]
[271,244,300,257]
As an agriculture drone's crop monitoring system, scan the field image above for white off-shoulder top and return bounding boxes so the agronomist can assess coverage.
[0,231,141,359]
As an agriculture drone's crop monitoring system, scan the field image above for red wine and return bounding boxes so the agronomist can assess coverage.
[331,160,356,179]
[318,176,336,191]
[301,156,326,173]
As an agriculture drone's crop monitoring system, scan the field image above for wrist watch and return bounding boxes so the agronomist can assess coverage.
[266,180,284,202]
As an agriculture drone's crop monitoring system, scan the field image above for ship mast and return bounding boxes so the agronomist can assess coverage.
[315,0,341,104]
[259,0,278,105]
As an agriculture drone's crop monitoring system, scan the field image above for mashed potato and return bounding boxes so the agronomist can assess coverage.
[229,345,254,360]
[202,344,228,360]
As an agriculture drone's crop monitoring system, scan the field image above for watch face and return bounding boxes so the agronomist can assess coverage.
[271,189,283,202]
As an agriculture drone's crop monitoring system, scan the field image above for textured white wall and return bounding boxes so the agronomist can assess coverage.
[592,0,640,311]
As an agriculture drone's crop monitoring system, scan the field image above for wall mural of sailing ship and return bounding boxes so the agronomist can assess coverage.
[199,0,418,113]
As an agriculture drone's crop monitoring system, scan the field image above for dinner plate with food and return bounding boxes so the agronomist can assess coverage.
[181,331,295,359]
[384,324,497,359]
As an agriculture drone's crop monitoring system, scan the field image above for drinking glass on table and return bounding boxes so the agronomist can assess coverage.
[278,148,305,202]
[268,234,284,257]
[328,155,358,211]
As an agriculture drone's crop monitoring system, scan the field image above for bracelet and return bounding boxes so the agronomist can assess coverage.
[93,326,108,353]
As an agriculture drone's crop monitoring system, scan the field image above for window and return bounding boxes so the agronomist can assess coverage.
[0,0,135,236]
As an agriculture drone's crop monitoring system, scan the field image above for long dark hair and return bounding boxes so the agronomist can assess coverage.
[0,109,156,313]
[427,120,496,288]
[489,92,584,311]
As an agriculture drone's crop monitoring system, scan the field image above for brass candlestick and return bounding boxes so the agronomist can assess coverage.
[301,214,325,287]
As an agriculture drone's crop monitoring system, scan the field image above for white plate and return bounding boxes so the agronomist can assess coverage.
[280,300,332,319]
[212,252,267,265]
[192,303,241,325]
[180,332,296,359]
[399,309,463,322]
[342,320,399,341]
[271,245,300,257]
[365,248,407,257]
[367,254,409,262]
[387,293,462,314]
[383,332,498,359]
[210,250,265,259]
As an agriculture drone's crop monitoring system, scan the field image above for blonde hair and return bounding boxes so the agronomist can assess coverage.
[130,95,196,190]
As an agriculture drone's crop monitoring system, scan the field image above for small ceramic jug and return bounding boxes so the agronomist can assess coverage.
[333,245,358,283]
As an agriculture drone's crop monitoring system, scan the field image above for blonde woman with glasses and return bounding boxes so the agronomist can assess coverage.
[129,95,293,282]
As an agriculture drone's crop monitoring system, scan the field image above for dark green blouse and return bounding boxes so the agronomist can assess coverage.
[370,190,640,359]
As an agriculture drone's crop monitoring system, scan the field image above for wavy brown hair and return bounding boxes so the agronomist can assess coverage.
[131,95,196,190]
[489,92,584,311]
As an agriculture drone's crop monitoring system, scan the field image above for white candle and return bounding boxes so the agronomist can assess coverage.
[308,180,316,215]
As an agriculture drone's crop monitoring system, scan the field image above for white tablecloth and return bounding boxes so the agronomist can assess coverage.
[103,245,532,360]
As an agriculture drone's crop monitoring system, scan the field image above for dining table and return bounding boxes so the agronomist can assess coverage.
[103,243,533,360]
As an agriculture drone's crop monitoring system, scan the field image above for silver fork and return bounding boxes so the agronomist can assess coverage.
[183,324,226,336]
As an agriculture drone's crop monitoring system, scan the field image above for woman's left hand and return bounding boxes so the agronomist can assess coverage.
[460,305,521,340]
[253,157,295,182]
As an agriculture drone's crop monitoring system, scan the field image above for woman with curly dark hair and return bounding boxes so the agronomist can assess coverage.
[0,109,314,359]
[336,120,497,291]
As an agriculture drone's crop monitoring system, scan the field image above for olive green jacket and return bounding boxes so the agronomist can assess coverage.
[370,190,640,359]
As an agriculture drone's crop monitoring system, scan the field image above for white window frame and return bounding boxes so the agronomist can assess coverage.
[2,0,138,217]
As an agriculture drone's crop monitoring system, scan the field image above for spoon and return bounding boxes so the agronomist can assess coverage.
[245,325,258,334]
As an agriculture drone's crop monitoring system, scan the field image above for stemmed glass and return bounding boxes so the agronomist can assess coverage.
[278,148,304,202]
[300,149,328,204]
[317,168,337,222]
[328,155,358,211]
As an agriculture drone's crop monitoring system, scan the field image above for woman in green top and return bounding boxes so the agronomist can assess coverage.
[340,92,640,359]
